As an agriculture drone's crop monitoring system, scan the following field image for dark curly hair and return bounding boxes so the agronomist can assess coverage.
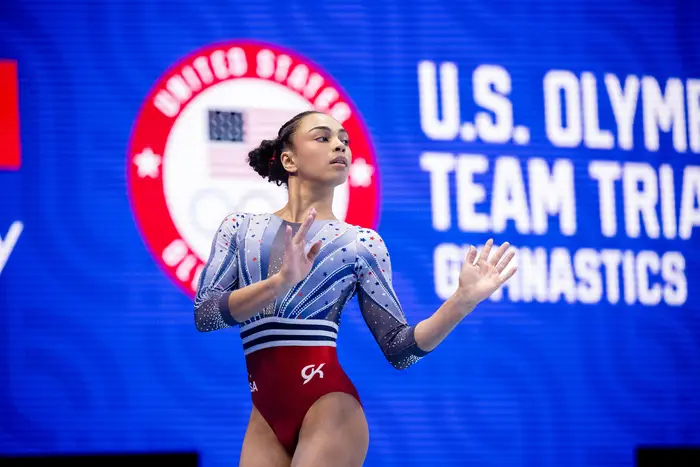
[247,110,322,186]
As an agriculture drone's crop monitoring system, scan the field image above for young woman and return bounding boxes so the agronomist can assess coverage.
[194,110,517,467]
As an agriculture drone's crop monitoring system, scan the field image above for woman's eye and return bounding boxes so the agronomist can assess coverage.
[315,136,329,142]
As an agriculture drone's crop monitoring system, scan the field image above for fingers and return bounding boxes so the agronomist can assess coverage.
[294,208,317,244]
[306,240,323,261]
[465,245,477,265]
[476,238,493,264]
[489,241,510,267]
[499,264,518,284]
[495,248,516,273]
[471,239,517,278]
[284,225,293,250]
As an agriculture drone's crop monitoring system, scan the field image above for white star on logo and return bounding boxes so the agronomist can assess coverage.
[349,158,374,187]
[133,148,162,178]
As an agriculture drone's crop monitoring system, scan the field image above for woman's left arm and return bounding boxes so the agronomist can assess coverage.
[356,230,517,367]
[354,228,430,370]
[414,239,517,352]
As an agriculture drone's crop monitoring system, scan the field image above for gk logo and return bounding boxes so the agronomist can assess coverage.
[301,363,325,385]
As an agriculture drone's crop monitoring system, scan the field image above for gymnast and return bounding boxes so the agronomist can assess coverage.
[194,110,517,466]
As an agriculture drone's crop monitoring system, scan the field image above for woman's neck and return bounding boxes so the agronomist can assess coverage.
[275,180,337,222]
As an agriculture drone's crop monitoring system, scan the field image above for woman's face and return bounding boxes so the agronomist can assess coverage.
[281,112,352,187]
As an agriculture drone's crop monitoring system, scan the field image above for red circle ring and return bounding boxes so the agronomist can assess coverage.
[127,40,381,298]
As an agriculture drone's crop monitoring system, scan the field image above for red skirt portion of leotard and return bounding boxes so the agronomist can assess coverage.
[245,344,361,455]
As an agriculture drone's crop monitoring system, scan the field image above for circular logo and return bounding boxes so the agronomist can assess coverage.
[127,40,380,298]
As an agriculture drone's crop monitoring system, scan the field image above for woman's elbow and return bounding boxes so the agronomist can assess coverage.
[385,348,428,370]
[193,299,238,332]
[387,354,417,371]
[193,306,226,332]
[194,312,213,332]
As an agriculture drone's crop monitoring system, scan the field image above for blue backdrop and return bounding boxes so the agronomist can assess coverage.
[2,1,700,466]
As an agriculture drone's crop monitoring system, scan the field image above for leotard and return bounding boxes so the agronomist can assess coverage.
[194,212,430,452]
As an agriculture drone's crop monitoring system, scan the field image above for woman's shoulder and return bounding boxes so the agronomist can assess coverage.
[343,223,389,259]
[349,223,382,238]
[213,212,254,234]
[219,211,273,225]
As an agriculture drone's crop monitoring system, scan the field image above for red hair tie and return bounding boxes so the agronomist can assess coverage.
[268,151,277,168]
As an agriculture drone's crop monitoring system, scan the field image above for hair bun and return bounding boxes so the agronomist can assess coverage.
[247,138,287,186]
[246,110,321,187]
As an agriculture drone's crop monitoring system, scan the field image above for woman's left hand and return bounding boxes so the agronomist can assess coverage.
[455,239,517,307]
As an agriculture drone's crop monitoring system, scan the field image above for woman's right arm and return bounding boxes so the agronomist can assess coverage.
[194,214,291,332]
[194,209,322,331]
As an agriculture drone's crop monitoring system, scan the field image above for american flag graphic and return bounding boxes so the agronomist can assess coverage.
[207,108,299,179]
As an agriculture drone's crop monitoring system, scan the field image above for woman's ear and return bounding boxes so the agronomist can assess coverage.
[281,150,298,174]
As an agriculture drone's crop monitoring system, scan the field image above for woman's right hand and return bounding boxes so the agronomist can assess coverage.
[276,208,323,288]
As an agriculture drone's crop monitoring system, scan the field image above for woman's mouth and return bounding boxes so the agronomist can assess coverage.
[330,156,348,167]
